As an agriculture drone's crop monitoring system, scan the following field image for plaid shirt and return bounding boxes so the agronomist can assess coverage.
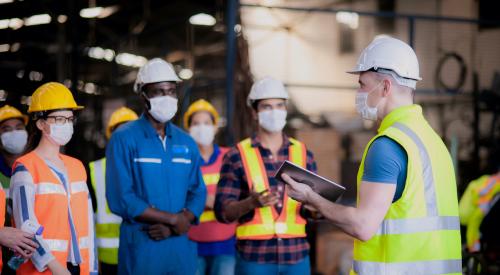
[215,134,317,264]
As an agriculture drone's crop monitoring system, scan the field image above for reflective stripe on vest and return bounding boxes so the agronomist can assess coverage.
[199,171,219,222]
[353,259,462,275]
[353,105,461,275]
[97,237,120,249]
[236,137,307,240]
[90,158,121,265]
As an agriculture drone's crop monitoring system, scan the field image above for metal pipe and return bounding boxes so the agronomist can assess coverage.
[408,17,415,49]
[225,0,239,145]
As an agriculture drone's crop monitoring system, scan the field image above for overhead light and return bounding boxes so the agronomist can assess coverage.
[84,82,96,94]
[20,96,31,105]
[10,42,20,52]
[115,53,147,68]
[24,14,51,26]
[29,71,43,81]
[57,15,68,24]
[0,0,14,4]
[87,46,116,61]
[179,68,193,80]
[336,11,359,29]
[0,44,10,53]
[80,6,118,19]
[0,19,9,29]
[0,90,7,102]
[9,18,23,30]
[189,13,216,26]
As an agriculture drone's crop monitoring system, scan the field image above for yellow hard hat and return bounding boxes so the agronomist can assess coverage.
[28,82,84,113]
[106,107,139,138]
[0,105,28,125]
[183,99,219,129]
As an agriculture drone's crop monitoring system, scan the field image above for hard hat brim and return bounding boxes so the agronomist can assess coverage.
[28,105,84,113]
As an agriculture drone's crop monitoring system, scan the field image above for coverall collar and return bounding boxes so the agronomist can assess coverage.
[138,113,173,139]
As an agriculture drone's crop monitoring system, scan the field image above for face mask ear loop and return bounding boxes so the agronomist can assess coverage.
[141,91,152,110]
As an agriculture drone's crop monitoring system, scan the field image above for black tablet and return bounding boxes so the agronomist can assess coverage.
[275,160,345,202]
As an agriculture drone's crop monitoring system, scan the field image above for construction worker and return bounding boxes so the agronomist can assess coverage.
[10,82,97,275]
[89,107,138,274]
[105,58,206,275]
[0,105,31,274]
[0,105,28,200]
[214,77,318,275]
[459,168,500,253]
[185,100,236,275]
[283,37,462,275]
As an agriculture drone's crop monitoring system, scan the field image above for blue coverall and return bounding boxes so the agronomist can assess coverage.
[105,114,206,275]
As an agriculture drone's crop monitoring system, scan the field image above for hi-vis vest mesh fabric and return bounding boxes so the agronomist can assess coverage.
[188,147,236,243]
[235,137,307,240]
[14,151,91,275]
[90,158,121,264]
[459,174,500,252]
[351,105,462,275]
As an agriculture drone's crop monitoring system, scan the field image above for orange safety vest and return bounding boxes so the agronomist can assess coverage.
[188,147,237,242]
[235,137,307,240]
[14,152,91,275]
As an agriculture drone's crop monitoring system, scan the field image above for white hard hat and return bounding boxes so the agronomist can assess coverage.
[347,37,422,82]
[247,77,289,107]
[134,58,181,93]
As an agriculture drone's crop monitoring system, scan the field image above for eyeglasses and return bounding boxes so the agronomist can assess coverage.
[45,116,77,125]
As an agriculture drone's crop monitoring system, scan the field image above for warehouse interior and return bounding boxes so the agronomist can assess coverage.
[1,0,500,274]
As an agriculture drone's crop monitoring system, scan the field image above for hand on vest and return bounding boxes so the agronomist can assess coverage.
[0,227,38,258]
[250,190,280,208]
[147,223,172,241]
[170,209,193,235]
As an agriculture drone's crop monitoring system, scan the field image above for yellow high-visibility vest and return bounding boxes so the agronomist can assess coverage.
[236,137,307,240]
[459,174,500,252]
[90,158,121,265]
[351,105,462,275]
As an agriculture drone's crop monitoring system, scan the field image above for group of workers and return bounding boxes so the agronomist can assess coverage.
[0,36,471,275]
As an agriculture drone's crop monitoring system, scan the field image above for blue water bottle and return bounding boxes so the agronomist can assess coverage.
[7,220,44,270]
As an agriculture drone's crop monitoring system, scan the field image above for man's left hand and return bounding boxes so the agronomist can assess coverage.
[282,173,313,204]
[147,223,172,241]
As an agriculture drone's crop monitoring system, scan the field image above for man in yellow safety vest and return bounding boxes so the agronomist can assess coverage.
[283,37,462,275]
[88,107,138,274]
[215,77,318,275]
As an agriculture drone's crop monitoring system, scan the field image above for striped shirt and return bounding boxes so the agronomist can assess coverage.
[214,134,317,264]
[10,158,98,274]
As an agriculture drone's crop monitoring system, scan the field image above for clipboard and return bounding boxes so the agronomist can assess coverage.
[275,160,345,202]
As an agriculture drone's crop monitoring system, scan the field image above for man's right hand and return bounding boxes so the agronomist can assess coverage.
[0,227,38,258]
[250,190,280,208]
[169,210,192,235]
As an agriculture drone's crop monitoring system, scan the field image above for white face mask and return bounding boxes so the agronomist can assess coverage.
[148,95,178,123]
[1,130,28,154]
[258,109,287,132]
[190,124,216,146]
[47,123,74,146]
[355,82,383,121]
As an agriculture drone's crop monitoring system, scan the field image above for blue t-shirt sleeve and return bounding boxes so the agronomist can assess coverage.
[362,136,408,201]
